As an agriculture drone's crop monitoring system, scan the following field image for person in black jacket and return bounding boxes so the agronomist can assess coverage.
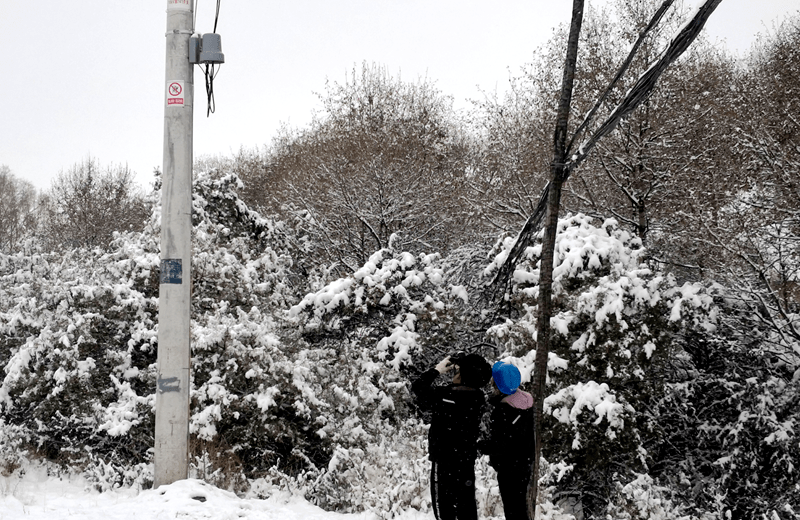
[412,353,492,520]
[485,361,534,520]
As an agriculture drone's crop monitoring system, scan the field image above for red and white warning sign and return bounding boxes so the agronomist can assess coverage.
[167,0,191,11]
[166,80,185,107]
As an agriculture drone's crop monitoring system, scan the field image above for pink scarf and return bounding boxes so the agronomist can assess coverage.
[502,389,533,410]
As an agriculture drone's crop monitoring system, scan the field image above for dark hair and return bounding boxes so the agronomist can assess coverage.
[457,353,492,388]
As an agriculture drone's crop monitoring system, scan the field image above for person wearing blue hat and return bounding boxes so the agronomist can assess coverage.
[412,353,492,520]
[484,361,534,520]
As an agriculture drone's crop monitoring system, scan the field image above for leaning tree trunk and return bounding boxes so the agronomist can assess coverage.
[526,2,584,518]
[519,1,725,517]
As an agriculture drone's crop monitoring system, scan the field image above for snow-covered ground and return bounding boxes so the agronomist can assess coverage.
[0,468,428,520]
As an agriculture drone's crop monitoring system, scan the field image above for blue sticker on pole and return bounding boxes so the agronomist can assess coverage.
[158,375,181,393]
[160,259,183,284]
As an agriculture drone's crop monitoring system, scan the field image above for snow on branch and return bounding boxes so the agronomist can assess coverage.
[489,0,724,294]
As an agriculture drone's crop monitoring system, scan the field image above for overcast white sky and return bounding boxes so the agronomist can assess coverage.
[1,0,798,191]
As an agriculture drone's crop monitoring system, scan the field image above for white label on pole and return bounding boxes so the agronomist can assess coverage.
[167,0,191,11]
[167,80,185,107]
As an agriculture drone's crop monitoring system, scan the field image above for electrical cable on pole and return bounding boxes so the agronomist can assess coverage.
[199,0,222,116]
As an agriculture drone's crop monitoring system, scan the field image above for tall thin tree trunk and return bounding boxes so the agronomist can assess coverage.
[527,2,585,518]
[637,201,648,244]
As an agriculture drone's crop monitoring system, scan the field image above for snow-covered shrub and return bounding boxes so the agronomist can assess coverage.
[285,240,485,512]
[474,456,504,519]
[0,242,159,472]
[289,244,460,365]
[4,162,795,520]
[309,421,431,517]
[0,171,313,488]
[604,473,689,520]
[483,214,800,519]
[0,419,29,477]
[81,457,154,493]
[483,214,718,517]
[189,172,307,314]
[649,290,800,520]
[179,173,336,483]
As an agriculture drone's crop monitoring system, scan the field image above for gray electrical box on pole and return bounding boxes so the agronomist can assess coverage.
[155,0,194,487]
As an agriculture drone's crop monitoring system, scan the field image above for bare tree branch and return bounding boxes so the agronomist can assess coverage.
[490,0,724,295]
[566,0,677,155]
[568,0,725,170]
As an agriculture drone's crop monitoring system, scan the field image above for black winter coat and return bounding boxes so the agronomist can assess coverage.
[411,368,486,463]
[484,393,534,472]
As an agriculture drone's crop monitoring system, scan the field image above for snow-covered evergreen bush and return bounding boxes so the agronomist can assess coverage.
[649,290,800,520]
[0,172,314,490]
[0,240,158,485]
[2,170,797,519]
[0,171,462,514]
[285,240,480,512]
[483,214,719,517]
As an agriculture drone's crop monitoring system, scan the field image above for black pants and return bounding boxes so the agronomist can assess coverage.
[431,459,477,520]
[497,465,531,520]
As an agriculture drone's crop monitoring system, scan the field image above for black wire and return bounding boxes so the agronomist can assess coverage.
[202,0,221,116]
[205,64,216,116]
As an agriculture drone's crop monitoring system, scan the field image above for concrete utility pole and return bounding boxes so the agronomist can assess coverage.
[155,0,194,487]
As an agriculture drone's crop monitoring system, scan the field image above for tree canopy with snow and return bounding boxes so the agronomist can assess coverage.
[1,3,799,519]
